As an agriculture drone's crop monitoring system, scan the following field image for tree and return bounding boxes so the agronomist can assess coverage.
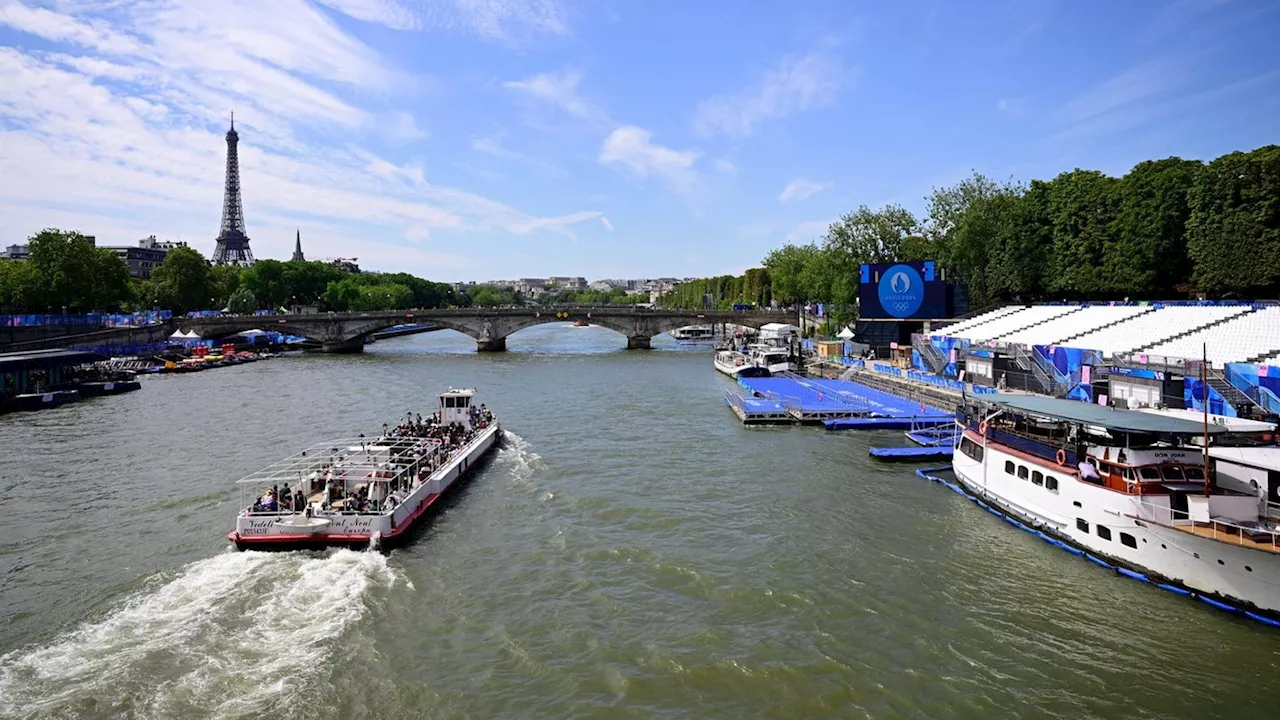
[1104,157,1202,297]
[763,244,820,304]
[1041,169,1118,297]
[926,173,1035,307]
[0,260,45,311]
[209,264,242,309]
[824,204,919,266]
[1187,145,1280,294]
[226,287,258,315]
[26,228,130,312]
[150,245,212,313]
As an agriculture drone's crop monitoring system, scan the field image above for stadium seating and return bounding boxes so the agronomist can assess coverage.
[945,305,1083,342]
[933,305,1026,337]
[997,305,1153,346]
[1144,306,1280,368]
[1065,305,1253,358]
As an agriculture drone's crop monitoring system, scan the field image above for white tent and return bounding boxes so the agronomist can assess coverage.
[837,326,855,339]
[168,329,201,339]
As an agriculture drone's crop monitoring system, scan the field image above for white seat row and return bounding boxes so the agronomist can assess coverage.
[997,305,1153,347]
[948,305,1082,342]
[1065,305,1253,358]
[1144,307,1280,368]
[934,306,1026,337]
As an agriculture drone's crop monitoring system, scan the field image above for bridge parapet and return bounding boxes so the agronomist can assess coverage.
[171,307,793,353]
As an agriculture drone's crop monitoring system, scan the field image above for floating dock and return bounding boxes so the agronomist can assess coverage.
[735,372,952,425]
[869,445,953,461]
[724,390,791,425]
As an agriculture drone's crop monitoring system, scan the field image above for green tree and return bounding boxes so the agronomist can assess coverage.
[150,245,212,313]
[26,228,131,312]
[763,243,820,304]
[226,287,258,315]
[1041,169,1118,297]
[1105,157,1202,297]
[1187,145,1280,294]
[0,260,46,311]
[824,204,919,266]
[209,264,242,309]
[321,278,361,311]
[926,173,1035,307]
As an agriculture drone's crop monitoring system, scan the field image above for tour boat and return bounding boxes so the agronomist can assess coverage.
[714,349,769,378]
[228,388,501,551]
[670,325,715,344]
[749,344,799,375]
[952,393,1280,618]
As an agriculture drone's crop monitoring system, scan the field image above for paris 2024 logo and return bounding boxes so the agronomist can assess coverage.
[877,264,925,318]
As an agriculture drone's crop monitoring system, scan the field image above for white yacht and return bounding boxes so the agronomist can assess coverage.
[952,394,1280,620]
[714,349,769,378]
[749,345,798,374]
[670,325,715,344]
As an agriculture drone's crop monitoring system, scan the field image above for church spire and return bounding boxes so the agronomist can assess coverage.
[292,228,305,262]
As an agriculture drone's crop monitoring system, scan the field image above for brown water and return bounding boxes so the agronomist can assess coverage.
[1,325,1277,719]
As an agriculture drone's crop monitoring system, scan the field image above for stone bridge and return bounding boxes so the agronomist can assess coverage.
[176,306,794,352]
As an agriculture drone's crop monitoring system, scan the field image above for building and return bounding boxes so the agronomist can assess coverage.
[291,229,304,262]
[326,257,360,273]
[3,244,28,260]
[548,276,587,290]
[101,236,187,278]
[211,114,255,266]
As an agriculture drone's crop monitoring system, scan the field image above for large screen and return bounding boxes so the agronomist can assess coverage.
[858,261,949,319]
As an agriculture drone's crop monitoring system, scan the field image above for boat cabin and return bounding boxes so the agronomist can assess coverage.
[439,387,478,427]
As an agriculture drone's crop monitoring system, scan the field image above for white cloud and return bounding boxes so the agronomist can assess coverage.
[695,47,845,138]
[313,0,423,30]
[785,219,834,243]
[598,125,699,196]
[502,69,596,118]
[713,157,737,173]
[600,216,614,231]
[0,2,602,277]
[778,178,828,204]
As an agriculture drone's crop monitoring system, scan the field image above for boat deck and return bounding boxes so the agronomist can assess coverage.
[1174,523,1280,554]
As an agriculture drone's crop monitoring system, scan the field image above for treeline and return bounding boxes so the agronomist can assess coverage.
[680,145,1279,315]
[0,229,478,314]
[660,269,772,309]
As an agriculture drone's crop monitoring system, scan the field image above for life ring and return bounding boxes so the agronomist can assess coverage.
[1056,449,1067,466]
[978,420,988,435]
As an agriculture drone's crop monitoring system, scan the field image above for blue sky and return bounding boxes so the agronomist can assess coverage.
[1,0,1277,282]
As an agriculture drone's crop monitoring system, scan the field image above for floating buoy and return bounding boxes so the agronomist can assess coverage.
[1056,449,1067,466]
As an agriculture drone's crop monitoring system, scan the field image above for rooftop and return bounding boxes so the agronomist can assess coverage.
[0,349,108,374]
[983,393,1227,436]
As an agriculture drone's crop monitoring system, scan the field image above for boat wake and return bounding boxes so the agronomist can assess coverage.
[0,549,401,720]
[497,430,544,486]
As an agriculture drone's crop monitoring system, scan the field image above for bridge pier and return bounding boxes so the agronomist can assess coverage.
[476,337,507,352]
[626,335,652,350]
[320,337,365,354]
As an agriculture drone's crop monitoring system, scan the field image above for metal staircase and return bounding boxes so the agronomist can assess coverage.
[912,334,947,374]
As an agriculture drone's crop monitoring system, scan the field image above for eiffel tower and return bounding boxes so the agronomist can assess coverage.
[212,113,254,266]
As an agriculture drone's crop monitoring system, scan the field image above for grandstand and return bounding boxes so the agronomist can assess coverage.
[1144,306,1280,368]
[941,305,1082,342]
[932,303,1280,368]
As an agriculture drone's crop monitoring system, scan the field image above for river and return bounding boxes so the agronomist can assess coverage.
[0,324,1276,719]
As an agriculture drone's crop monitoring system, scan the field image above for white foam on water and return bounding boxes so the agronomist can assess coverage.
[0,549,401,720]
[497,430,544,486]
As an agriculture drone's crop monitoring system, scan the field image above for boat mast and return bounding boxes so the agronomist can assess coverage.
[1202,342,1210,498]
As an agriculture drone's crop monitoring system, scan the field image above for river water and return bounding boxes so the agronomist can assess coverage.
[0,325,1276,719]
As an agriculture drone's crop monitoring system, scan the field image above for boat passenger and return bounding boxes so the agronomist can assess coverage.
[1078,458,1102,484]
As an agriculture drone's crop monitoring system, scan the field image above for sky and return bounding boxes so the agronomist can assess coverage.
[0,0,1277,283]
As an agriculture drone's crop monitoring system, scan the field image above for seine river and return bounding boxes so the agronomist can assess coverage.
[0,325,1276,719]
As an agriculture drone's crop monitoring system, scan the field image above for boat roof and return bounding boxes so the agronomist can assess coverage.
[982,394,1227,436]
[1137,407,1278,433]
[234,436,431,485]
[0,349,108,373]
[440,387,476,397]
[1207,446,1280,473]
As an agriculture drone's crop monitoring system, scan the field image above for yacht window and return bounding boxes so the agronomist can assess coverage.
[1120,533,1137,549]
[1046,476,1059,493]
[1017,466,1029,480]
[1032,471,1044,486]
[1122,468,1135,481]
[1162,466,1185,481]
[1005,461,1015,475]
[960,438,984,462]
[1184,467,1206,480]
[1139,467,1161,480]
[1076,518,1089,533]
[1097,526,1112,541]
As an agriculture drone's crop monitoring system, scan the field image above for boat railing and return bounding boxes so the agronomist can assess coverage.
[1131,498,1280,549]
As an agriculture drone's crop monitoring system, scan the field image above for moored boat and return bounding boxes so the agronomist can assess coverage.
[228,388,501,551]
[671,325,714,344]
[952,393,1280,618]
[714,349,769,378]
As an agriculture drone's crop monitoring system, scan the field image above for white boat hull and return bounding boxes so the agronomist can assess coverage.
[952,430,1280,615]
